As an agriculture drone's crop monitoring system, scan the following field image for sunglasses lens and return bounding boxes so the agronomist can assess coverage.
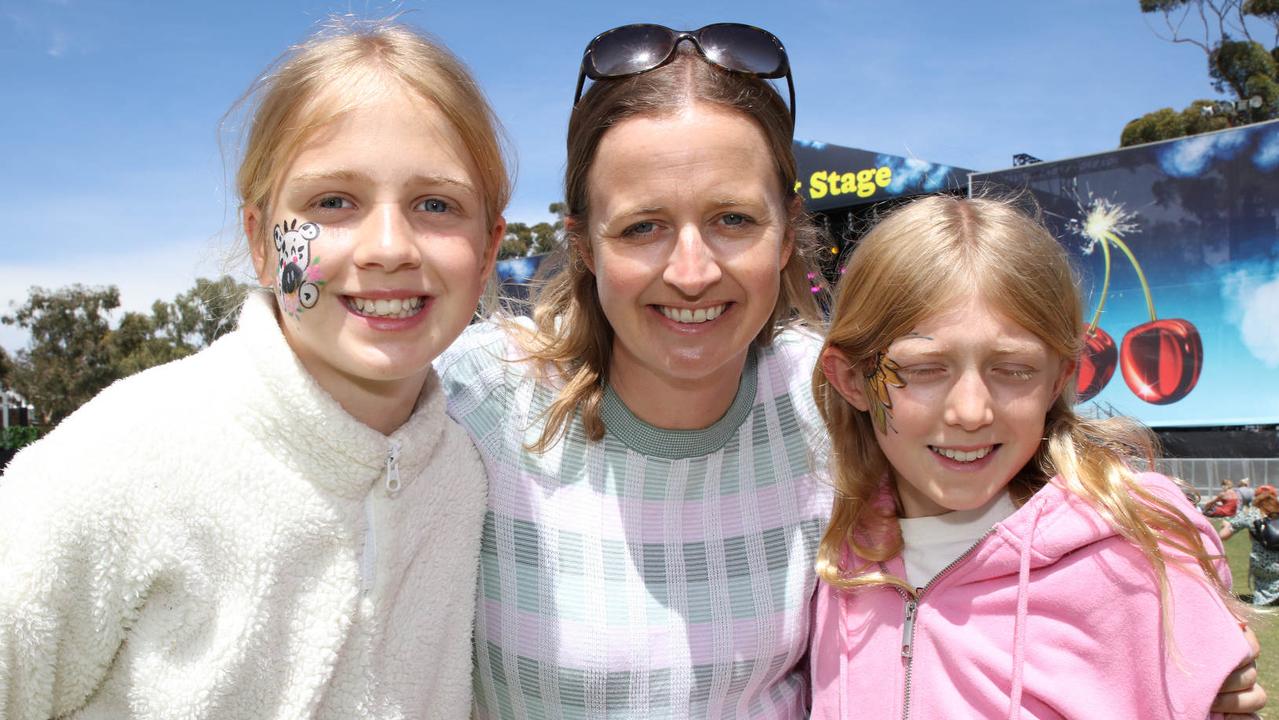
[698,24,784,76]
[590,25,676,77]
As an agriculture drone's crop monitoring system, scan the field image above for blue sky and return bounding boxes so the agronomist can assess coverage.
[0,0,1230,352]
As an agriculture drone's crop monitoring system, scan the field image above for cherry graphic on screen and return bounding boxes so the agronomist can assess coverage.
[1077,326,1117,403]
[1120,319,1203,404]
[1073,201,1203,406]
[1099,228,1203,405]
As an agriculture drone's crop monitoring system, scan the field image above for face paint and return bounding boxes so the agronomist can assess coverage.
[272,219,325,319]
[865,350,907,435]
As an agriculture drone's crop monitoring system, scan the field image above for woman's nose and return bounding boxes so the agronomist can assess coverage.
[662,225,722,296]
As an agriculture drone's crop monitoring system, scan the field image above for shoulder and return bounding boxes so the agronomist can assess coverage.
[433,318,551,432]
[2,335,249,508]
[434,319,527,387]
[764,324,823,371]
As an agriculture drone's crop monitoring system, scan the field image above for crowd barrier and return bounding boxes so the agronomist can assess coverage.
[1156,458,1279,496]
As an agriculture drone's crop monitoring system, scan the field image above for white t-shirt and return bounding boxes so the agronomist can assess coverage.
[898,490,1018,588]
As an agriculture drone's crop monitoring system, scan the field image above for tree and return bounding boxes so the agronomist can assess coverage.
[1123,0,1279,145]
[0,345,11,387]
[153,275,250,349]
[497,202,566,259]
[2,285,124,426]
[2,277,251,427]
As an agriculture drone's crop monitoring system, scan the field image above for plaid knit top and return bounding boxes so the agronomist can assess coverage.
[437,321,833,719]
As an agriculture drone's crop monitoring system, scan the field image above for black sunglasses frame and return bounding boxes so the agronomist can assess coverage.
[573,23,796,125]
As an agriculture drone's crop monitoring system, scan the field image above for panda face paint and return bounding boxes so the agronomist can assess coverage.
[273,218,326,319]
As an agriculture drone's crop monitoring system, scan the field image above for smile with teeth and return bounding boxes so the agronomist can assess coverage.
[930,445,996,463]
[658,304,726,324]
[344,295,426,319]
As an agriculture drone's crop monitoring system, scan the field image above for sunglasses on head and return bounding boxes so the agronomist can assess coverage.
[573,22,796,124]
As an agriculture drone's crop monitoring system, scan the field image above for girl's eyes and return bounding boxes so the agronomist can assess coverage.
[308,196,454,213]
[417,198,450,213]
[901,366,946,380]
[897,365,1037,381]
[995,366,1038,380]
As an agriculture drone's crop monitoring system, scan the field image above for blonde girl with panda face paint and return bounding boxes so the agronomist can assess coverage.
[0,19,506,719]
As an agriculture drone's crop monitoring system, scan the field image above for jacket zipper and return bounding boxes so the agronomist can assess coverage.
[360,441,403,596]
[894,526,996,720]
[385,439,402,494]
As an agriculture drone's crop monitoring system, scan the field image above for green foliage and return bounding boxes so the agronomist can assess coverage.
[1121,102,1234,146]
[3,285,125,426]
[1122,107,1185,146]
[1244,0,1279,22]
[1,425,40,450]
[1131,0,1279,144]
[2,276,251,427]
[1210,39,1278,98]
[498,202,566,260]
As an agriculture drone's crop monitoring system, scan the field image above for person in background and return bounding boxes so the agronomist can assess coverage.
[1220,484,1279,607]
[0,20,506,718]
[1237,477,1255,508]
[1206,478,1242,518]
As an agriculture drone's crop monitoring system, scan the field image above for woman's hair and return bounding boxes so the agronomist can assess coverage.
[1256,493,1279,518]
[812,194,1235,620]
[230,17,511,263]
[517,45,825,451]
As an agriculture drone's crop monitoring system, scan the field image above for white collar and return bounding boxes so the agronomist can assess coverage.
[229,292,447,499]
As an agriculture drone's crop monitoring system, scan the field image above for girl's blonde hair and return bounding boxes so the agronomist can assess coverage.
[812,194,1234,616]
[517,46,825,451]
[231,18,511,262]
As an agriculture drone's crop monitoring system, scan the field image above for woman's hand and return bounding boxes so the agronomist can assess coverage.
[1213,623,1266,717]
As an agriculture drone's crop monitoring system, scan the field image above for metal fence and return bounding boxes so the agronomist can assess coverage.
[1155,458,1279,495]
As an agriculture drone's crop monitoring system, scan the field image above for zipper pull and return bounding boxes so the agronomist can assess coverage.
[385,440,402,494]
[901,597,917,658]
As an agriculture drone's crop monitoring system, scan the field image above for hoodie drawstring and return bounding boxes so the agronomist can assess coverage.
[1008,499,1043,720]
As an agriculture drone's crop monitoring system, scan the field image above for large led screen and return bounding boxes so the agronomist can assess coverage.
[972,120,1279,427]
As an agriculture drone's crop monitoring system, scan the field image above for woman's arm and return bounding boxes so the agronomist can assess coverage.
[1211,623,1266,717]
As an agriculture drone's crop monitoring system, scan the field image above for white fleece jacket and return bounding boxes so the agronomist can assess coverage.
[0,293,487,720]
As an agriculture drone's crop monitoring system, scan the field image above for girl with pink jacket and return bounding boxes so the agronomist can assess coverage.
[809,195,1253,719]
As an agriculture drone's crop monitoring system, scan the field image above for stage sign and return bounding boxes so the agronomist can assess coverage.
[972,120,1279,427]
[793,140,970,211]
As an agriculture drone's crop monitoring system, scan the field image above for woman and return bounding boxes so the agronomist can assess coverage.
[1206,478,1241,518]
[1221,484,1279,606]
[436,21,1267,719]
[438,23,827,718]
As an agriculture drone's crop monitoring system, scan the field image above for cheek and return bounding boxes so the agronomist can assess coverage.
[430,234,492,282]
[591,248,652,306]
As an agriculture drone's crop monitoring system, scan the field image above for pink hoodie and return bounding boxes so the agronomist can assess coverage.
[810,473,1251,719]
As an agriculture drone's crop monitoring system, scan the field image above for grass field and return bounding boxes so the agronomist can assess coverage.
[1221,529,1278,699]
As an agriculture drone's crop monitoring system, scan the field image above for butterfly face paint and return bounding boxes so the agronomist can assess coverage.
[865,350,907,435]
[273,219,326,319]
